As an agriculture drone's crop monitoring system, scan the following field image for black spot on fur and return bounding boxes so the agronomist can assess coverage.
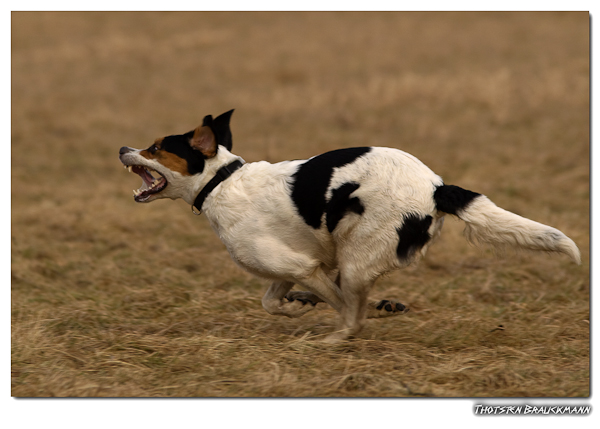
[434,184,481,216]
[396,213,433,260]
[161,131,206,175]
[326,182,365,233]
[291,147,372,229]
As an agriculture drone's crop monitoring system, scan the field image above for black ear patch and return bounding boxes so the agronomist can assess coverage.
[290,147,371,229]
[203,109,234,151]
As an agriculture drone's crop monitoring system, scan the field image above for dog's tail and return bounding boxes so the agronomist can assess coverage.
[433,184,581,264]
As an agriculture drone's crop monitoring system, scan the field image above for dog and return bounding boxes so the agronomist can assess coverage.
[119,109,581,343]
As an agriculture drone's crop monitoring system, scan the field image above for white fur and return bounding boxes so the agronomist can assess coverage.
[459,196,581,264]
[120,144,580,343]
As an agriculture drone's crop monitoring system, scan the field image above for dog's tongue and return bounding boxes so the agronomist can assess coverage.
[130,165,168,202]
[133,165,155,186]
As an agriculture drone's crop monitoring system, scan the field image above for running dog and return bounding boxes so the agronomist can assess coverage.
[119,110,580,343]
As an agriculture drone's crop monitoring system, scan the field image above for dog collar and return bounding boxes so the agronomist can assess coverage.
[192,160,244,215]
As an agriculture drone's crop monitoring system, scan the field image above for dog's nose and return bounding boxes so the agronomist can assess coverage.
[119,146,134,155]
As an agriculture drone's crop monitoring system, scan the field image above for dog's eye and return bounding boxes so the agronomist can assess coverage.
[148,144,159,154]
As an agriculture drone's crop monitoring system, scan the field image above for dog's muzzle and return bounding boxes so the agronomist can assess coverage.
[119,147,168,202]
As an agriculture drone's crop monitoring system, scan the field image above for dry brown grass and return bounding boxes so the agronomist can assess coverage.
[12,12,589,398]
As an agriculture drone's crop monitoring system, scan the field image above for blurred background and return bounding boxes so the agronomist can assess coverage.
[12,12,589,218]
[11,12,589,398]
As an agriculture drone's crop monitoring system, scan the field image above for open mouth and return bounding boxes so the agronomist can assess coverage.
[124,165,168,202]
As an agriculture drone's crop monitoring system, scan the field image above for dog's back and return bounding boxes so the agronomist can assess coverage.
[206,146,579,284]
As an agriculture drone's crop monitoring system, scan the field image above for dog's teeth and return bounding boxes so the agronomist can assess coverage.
[127,166,133,173]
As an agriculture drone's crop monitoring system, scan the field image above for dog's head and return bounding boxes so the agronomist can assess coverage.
[119,110,235,204]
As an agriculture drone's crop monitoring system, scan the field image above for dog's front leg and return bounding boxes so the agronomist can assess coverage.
[261,280,318,318]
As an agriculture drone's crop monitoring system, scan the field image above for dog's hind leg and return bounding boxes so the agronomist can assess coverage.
[262,280,319,318]
[330,270,408,318]
[320,264,409,342]
[321,270,373,344]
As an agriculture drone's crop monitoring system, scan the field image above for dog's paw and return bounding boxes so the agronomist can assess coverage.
[279,298,318,318]
[366,299,409,319]
[285,291,324,307]
[262,292,322,318]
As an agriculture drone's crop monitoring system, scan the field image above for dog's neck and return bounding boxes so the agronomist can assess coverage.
[192,159,244,213]
[182,149,244,208]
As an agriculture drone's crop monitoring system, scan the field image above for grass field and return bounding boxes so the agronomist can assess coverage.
[11,12,589,398]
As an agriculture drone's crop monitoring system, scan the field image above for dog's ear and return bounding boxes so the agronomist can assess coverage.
[191,110,234,157]
[212,109,234,151]
[190,120,218,158]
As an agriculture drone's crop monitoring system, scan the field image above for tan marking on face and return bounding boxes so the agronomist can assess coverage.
[154,151,191,175]
[139,137,192,176]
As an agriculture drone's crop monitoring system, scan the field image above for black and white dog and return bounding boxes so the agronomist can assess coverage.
[119,110,580,343]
